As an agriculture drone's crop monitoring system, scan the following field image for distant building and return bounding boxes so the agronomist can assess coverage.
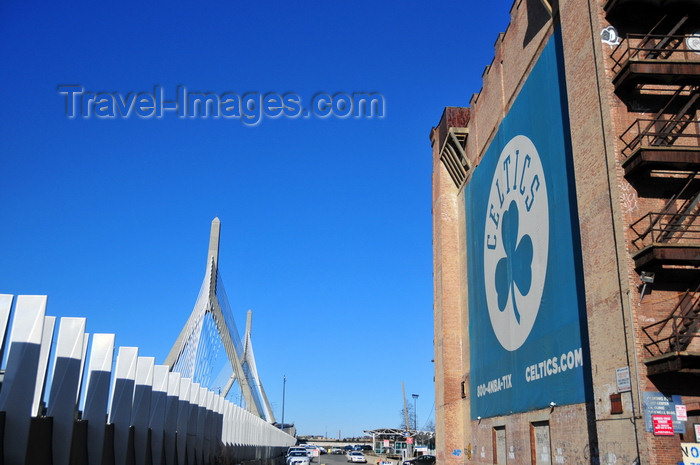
[431,1,699,464]
[364,429,435,457]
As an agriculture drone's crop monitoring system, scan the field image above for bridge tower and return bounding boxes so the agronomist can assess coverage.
[164,218,275,422]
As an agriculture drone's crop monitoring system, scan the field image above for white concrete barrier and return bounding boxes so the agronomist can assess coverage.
[0,295,296,464]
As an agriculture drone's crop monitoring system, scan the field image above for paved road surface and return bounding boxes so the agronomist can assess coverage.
[314,452,400,465]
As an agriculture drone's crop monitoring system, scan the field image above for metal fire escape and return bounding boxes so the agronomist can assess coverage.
[608,10,700,381]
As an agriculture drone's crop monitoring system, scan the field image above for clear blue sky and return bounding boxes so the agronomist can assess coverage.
[1,0,512,437]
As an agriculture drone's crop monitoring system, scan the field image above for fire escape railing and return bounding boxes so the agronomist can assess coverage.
[611,33,700,75]
[619,117,699,158]
[630,172,700,249]
[619,84,699,158]
[630,211,700,249]
[643,283,700,356]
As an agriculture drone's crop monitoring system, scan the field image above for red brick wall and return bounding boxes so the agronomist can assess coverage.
[431,119,468,465]
[432,0,698,464]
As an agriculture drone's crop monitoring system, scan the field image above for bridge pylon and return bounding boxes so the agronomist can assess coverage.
[164,218,274,422]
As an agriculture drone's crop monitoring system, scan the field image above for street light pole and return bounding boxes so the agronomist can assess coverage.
[282,375,286,431]
[412,394,419,431]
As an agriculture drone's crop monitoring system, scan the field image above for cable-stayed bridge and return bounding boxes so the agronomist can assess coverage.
[0,218,294,465]
[164,218,275,423]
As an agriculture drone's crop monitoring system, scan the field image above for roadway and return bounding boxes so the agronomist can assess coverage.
[313,452,397,465]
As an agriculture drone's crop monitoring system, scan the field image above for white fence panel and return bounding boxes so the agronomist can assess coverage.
[176,377,192,465]
[83,333,115,465]
[163,371,181,465]
[150,364,169,465]
[77,332,89,403]
[0,295,13,358]
[0,295,47,464]
[186,383,200,465]
[32,315,56,416]
[110,346,138,465]
[47,317,86,465]
[0,296,296,464]
[133,356,154,465]
[196,386,207,464]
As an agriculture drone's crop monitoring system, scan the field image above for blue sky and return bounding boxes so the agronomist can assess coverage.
[1,0,512,437]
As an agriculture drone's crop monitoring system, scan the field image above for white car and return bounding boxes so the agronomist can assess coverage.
[347,451,367,463]
[288,447,309,455]
[287,451,311,465]
[306,445,326,455]
[305,445,324,459]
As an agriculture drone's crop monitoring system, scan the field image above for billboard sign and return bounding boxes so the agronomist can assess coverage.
[466,28,588,418]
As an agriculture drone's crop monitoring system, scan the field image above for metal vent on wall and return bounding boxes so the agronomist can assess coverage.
[439,127,470,189]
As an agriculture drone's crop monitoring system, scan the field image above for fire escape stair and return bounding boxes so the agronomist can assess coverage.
[611,15,700,93]
[605,0,700,16]
[630,174,700,270]
[621,89,700,176]
[644,284,700,383]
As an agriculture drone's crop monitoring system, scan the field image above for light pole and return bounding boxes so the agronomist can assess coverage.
[282,375,286,431]
[412,394,419,431]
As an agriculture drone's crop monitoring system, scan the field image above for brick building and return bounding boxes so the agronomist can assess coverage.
[430,1,699,464]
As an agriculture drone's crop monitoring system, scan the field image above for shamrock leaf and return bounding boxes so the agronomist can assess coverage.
[494,200,533,324]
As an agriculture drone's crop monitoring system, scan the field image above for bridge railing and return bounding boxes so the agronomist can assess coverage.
[0,294,295,465]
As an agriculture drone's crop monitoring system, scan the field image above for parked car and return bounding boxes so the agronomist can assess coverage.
[305,445,326,456]
[347,451,367,463]
[287,451,311,465]
[330,448,345,455]
[403,455,436,465]
[287,447,309,457]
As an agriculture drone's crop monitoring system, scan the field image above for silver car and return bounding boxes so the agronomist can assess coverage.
[347,451,367,463]
[287,451,311,465]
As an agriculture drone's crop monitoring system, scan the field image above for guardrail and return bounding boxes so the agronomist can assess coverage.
[0,294,295,465]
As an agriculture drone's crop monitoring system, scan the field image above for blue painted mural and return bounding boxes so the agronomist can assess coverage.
[465,28,589,418]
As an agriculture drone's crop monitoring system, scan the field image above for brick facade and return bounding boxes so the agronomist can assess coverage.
[431,1,700,464]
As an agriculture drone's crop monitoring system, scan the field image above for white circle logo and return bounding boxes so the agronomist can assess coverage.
[687,32,700,54]
[483,135,549,351]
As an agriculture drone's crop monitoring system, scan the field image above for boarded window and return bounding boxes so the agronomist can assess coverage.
[530,421,552,465]
[493,426,506,464]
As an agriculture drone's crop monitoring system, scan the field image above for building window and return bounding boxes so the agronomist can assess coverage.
[530,421,552,465]
[493,426,506,464]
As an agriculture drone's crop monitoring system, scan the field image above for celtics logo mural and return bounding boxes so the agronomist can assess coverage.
[465,29,588,418]
[484,135,548,352]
